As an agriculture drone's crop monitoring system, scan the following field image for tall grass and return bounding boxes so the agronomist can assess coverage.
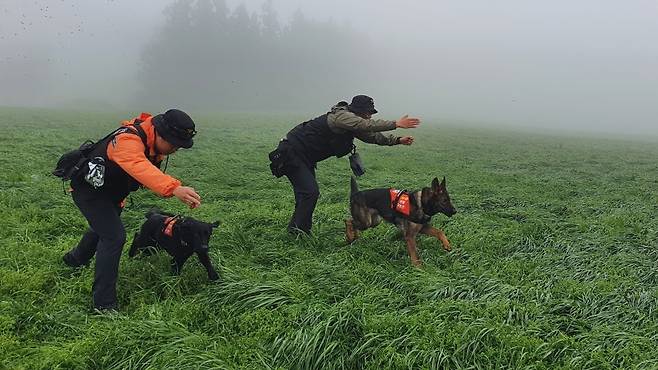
[1,107,658,369]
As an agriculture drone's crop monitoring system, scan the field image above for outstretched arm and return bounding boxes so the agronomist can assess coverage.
[355,132,399,146]
[107,133,181,197]
[355,133,415,146]
[329,111,421,133]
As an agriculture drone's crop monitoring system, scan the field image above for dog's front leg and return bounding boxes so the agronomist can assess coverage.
[405,237,422,267]
[420,225,452,251]
[344,219,360,244]
[196,251,220,281]
[171,254,191,275]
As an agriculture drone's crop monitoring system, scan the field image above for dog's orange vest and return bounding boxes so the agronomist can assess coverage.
[163,216,178,237]
[389,189,411,216]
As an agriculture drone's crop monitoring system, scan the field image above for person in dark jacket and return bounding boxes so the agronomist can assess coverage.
[278,95,420,234]
[62,109,201,312]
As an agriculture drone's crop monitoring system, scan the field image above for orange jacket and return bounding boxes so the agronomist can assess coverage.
[106,113,181,197]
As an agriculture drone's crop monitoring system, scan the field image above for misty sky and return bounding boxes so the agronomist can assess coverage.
[1,0,657,135]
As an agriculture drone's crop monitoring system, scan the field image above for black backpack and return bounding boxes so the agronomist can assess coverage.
[53,123,147,182]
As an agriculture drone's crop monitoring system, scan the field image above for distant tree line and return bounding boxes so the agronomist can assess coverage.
[139,0,379,112]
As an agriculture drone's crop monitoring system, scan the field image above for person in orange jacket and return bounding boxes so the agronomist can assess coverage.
[62,109,201,312]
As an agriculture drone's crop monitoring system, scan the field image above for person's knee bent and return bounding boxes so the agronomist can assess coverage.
[114,227,127,246]
[300,188,319,202]
[99,228,127,252]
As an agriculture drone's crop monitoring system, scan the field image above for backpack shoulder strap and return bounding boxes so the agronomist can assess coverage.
[108,120,151,159]
[129,121,148,147]
[127,121,151,160]
[97,127,126,145]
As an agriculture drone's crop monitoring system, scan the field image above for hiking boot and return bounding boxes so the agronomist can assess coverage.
[62,252,86,268]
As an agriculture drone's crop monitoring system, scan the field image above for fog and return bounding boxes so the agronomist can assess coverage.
[1,0,657,136]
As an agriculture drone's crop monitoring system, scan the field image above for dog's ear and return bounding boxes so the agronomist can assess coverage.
[440,176,446,188]
[211,221,220,228]
[432,177,441,191]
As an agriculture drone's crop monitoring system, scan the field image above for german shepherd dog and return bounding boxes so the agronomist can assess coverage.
[129,210,221,281]
[345,177,456,266]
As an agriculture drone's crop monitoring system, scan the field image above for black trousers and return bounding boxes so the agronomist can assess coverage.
[67,189,126,309]
[285,159,319,234]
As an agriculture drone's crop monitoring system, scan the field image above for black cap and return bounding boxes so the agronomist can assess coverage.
[348,95,377,115]
[152,109,196,149]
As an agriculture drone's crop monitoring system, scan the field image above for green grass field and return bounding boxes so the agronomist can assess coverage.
[1,107,658,369]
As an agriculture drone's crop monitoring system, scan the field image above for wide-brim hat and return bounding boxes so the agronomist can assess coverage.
[348,95,377,115]
[152,109,196,149]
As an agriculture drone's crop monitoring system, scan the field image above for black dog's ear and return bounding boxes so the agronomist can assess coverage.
[432,177,440,190]
[211,221,220,228]
[441,176,446,187]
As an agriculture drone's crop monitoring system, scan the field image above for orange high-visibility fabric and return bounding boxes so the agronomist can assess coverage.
[389,189,411,216]
[106,114,181,197]
[163,216,177,237]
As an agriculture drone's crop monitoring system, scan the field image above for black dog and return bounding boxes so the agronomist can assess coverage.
[345,177,457,267]
[129,209,221,280]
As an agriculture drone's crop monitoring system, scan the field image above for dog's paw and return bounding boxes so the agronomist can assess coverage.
[208,272,221,282]
[345,231,361,245]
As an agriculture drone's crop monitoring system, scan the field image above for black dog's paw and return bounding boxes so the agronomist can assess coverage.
[208,272,221,282]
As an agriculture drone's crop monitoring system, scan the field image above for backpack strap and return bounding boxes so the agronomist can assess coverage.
[131,121,149,151]
[114,120,150,159]
[125,121,168,172]
[97,127,127,146]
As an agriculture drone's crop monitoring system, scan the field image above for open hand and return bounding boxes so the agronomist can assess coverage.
[396,115,421,129]
[173,186,201,209]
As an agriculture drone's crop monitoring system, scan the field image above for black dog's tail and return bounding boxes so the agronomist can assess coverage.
[350,176,359,196]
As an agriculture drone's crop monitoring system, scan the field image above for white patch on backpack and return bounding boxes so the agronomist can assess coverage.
[84,157,106,189]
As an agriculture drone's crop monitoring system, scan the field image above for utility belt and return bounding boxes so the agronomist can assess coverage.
[268,138,365,178]
[268,138,295,178]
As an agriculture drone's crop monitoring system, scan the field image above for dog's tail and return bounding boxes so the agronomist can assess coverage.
[350,176,359,196]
